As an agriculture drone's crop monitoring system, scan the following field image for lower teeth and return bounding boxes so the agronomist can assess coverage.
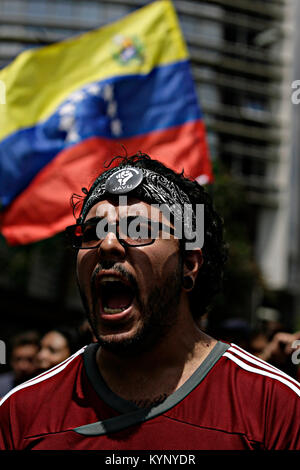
[103,307,125,314]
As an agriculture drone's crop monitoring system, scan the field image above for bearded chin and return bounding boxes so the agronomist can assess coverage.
[79,262,183,356]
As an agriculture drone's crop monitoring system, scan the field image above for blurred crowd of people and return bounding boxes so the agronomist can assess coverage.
[0,320,96,399]
[1,311,300,400]
[207,309,300,381]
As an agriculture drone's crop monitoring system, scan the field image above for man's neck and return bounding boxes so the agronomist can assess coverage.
[96,311,217,405]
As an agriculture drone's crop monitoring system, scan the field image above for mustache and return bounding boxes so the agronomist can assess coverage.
[91,262,139,294]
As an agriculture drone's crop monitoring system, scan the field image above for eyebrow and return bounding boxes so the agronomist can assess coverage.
[83,217,102,225]
[83,215,155,224]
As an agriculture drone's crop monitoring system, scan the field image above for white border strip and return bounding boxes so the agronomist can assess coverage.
[0,347,86,406]
[23,345,87,385]
[231,343,282,372]
[229,344,300,388]
[224,351,300,397]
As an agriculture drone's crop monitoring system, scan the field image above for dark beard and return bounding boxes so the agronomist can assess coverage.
[77,259,183,356]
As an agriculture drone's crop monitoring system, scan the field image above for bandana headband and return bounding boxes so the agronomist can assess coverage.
[78,167,195,235]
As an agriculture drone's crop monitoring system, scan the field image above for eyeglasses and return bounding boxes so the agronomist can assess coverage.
[65,216,176,249]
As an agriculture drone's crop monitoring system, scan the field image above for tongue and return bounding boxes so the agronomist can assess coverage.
[104,284,133,310]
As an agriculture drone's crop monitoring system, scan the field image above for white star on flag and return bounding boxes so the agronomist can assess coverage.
[107,101,117,118]
[65,128,80,142]
[103,84,114,101]
[59,115,75,131]
[111,119,122,136]
[69,91,85,103]
[86,83,101,95]
[59,102,76,116]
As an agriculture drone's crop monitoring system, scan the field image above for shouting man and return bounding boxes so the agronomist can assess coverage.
[0,153,299,450]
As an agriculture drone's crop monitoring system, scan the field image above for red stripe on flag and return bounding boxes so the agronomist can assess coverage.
[1,120,212,245]
[123,120,212,181]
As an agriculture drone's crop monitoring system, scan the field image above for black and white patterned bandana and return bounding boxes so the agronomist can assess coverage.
[77,166,195,235]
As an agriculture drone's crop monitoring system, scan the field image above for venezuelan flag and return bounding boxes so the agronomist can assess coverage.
[0,0,212,245]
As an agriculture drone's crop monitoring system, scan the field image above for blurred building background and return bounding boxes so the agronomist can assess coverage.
[0,0,300,338]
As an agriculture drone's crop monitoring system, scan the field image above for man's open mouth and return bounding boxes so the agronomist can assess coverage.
[96,276,135,315]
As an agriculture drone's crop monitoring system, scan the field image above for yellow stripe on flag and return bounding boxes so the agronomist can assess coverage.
[0,0,188,141]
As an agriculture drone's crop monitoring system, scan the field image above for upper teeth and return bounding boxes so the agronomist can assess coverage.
[103,307,124,314]
[99,276,121,284]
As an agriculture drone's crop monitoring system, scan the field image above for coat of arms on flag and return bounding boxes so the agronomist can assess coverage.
[112,35,145,65]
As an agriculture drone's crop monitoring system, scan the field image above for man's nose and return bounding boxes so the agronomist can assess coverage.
[97,232,126,260]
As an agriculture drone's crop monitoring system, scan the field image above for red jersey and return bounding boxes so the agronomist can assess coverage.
[0,341,299,450]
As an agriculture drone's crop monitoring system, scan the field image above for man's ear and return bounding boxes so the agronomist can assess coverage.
[182,249,203,291]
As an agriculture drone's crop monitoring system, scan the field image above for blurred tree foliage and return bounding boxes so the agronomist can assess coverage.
[206,162,265,327]
[0,232,68,296]
[0,235,33,292]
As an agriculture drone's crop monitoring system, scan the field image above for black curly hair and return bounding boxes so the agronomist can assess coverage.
[71,152,228,320]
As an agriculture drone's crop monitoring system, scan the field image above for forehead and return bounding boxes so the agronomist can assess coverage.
[12,344,37,357]
[42,331,67,346]
[84,197,168,222]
